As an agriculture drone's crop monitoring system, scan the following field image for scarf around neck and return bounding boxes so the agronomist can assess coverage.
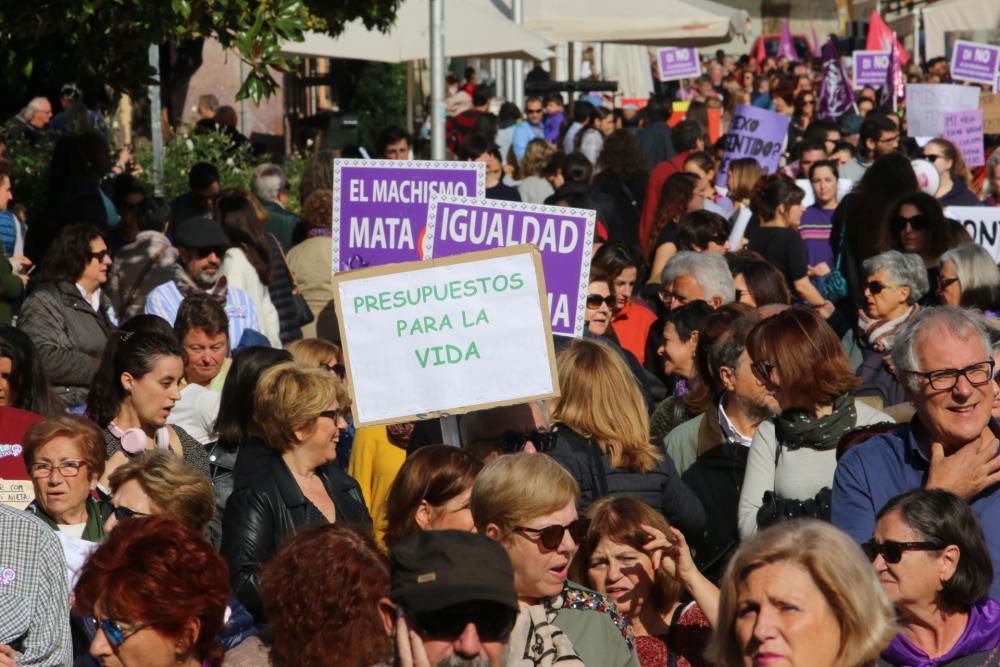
[775,392,857,451]
[174,264,228,306]
[860,304,919,352]
[882,598,1000,667]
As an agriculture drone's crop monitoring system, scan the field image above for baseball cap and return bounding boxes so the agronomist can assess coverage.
[839,113,863,137]
[173,216,230,250]
[390,530,518,615]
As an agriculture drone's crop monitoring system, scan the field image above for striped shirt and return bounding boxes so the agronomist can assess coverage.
[145,280,263,346]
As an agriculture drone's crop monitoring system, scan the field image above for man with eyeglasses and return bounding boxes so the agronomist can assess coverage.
[833,307,1000,600]
[511,95,546,163]
[459,402,551,462]
[146,217,263,348]
[839,113,899,182]
[659,251,734,312]
[390,530,518,667]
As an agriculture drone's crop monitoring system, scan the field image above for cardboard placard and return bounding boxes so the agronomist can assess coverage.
[906,84,981,138]
[716,105,790,188]
[423,196,595,338]
[0,478,34,510]
[853,50,890,88]
[943,109,985,167]
[331,159,486,273]
[981,92,1000,135]
[332,245,558,427]
[950,40,1000,86]
[946,207,1000,262]
[656,47,701,82]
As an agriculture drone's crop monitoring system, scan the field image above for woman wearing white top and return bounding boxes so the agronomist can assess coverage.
[217,191,281,347]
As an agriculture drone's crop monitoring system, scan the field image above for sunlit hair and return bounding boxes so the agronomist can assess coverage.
[726,157,766,202]
[253,363,346,453]
[552,339,660,472]
[706,520,896,667]
[287,337,341,369]
[520,138,557,178]
[107,450,214,533]
[472,452,579,541]
[926,138,970,182]
[23,416,106,480]
[570,496,681,616]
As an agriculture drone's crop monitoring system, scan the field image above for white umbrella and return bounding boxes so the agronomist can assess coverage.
[281,0,554,63]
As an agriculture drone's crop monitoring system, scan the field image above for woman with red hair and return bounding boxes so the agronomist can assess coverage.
[74,515,230,667]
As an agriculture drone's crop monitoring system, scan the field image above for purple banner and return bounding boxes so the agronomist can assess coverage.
[656,47,701,82]
[950,40,1000,86]
[424,196,596,337]
[944,109,985,168]
[332,159,485,272]
[853,50,890,88]
[715,105,791,189]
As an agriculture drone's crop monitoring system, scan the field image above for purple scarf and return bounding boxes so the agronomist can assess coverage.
[882,599,1000,666]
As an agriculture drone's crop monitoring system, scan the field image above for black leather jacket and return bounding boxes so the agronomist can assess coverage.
[221,450,370,626]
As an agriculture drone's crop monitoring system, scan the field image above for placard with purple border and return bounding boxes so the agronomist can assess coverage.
[950,40,1000,86]
[423,195,595,338]
[852,50,890,89]
[715,105,790,188]
[656,47,701,82]
[331,159,486,273]
[943,109,985,168]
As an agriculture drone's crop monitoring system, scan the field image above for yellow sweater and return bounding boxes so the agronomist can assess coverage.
[347,426,407,543]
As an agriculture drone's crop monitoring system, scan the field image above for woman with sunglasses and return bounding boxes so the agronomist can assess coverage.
[923,138,980,208]
[287,337,355,467]
[472,452,640,666]
[867,489,1000,666]
[74,515,230,667]
[887,192,952,303]
[937,243,1000,316]
[787,91,816,146]
[856,250,929,408]
[222,362,369,628]
[549,339,705,537]
[738,307,891,539]
[592,242,658,366]
[18,224,115,410]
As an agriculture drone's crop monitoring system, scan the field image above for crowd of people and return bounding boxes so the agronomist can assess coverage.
[2,42,1000,667]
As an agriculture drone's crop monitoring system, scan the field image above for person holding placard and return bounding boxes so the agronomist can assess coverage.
[922,139,980,207]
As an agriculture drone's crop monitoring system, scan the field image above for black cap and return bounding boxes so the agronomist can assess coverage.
[390,530,518,615]
[174,216,230,250]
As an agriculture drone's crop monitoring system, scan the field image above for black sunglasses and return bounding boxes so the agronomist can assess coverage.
[194,246,227,259]
[586,294,615,309]
[938,276,959,291]
[319,409,344,423]
[864,280,901,295]
[90,249,110,262]
[468,428,557,454]
[922,153,943,162]
[411,601,517,643]
[321,362,346,380]
[892,214,929,233]
[861,540,943,564]
[110,504,150,521]
[514,517,589,550]
[750,359,777,383]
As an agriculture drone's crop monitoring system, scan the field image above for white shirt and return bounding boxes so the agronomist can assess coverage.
[718,399,754,448]
[75,283,102,312]
[168,383,222,445]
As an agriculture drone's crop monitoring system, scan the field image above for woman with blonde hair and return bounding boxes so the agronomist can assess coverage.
[924,138,979,207]
[706,520,896,667]
[547,338,704,536]
[518,138,557,204]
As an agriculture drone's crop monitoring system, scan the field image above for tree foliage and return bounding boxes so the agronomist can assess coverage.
[0,0,401,104]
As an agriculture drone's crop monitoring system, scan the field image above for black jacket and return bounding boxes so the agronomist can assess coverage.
[547,425,705,538]
[265,234,303,345]
[221,450,370,626]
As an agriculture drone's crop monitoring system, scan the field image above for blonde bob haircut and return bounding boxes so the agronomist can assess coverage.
[287,338,341,369]
[551,339,660,472]
[107,450,214,533]
[254,363,348,453]
[706,520,896,667]
[471,452,579,541]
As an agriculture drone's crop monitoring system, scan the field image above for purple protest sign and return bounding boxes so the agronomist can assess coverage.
[944,109,985,168]
[852,50,890,88]
[332,159,486,273]
[656,47,701,82]
[424,196,596,337]
[950,40,1000,86]
[715,105,790,189]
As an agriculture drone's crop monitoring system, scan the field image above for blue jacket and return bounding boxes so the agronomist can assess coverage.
[511,119,544,162]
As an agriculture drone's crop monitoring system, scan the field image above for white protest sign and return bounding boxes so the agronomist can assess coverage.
[0,478,34,510]
[333,245,558,427]
[946,207,1000,262]
[906,84,981,138]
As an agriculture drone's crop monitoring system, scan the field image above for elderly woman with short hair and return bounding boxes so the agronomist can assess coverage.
[857,250,929,408]
[868,489,1000,666]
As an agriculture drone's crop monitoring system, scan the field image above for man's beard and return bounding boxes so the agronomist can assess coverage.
[733,393,779,421]
[434,657,492,667]
[193,269,221,287]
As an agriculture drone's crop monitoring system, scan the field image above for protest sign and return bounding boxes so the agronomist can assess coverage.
[950,40,1000,86]
[716,105,790,188]
[852,51,890,88]
[423,196,595,338]
[0,479,33,510]
[947,207,1000,262]
[657,47,701,82]
[982,92,1000,135]
[906,84,981,138]
[943,109,985,167]
[332,159,485,273]
[332,245,558,427]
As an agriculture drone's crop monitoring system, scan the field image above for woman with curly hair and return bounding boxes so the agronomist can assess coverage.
[648,172,703,285]
[594,129,649,249]
[518,138,558,204]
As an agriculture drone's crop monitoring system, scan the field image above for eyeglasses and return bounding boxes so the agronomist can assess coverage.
[194,246,226,259]
[525,107,544,115]
[735,288,747,302]
[467,428,557,454]
[658,289,690,306]
[98,618,152,648]
[802,99,815,105]
[891,214,929,234]
[109,504,151,521]
[904,359,995,391]
[410,602,517,643]
[30,460,87,479]
[750,359,778,384]
[586,294,615,309]
[322,362,346,380]
[922,153,943,162]
[864,280,902,295]
[938,276,959,291]
[514,517,590,550]
[89,249,109,262]
[878,134,900,144]
[861,540,943,564]
[318,409,344,423]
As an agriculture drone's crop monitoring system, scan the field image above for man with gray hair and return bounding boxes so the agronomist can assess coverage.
[832,306,1000,599]
[251,163,301,251]
[659,251,735,311]
[4,97,52,145]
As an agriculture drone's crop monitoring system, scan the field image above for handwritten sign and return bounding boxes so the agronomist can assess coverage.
[906,84,981,138]
[982,92,1000,135]
[424,196,595,337]
[950,40,1000,86]
[332,159,485,273]
[332,245,558,427]
[853,51,890,88]
[656,47,701,82]
[0,479,34,510]
[716,105,790,188]
[943,109,985,167]
[946,207,1000,262]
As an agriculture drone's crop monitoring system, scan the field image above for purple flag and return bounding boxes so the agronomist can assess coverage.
[777,19,800,62]
[818,38,855,120]
[881,33,905,115]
